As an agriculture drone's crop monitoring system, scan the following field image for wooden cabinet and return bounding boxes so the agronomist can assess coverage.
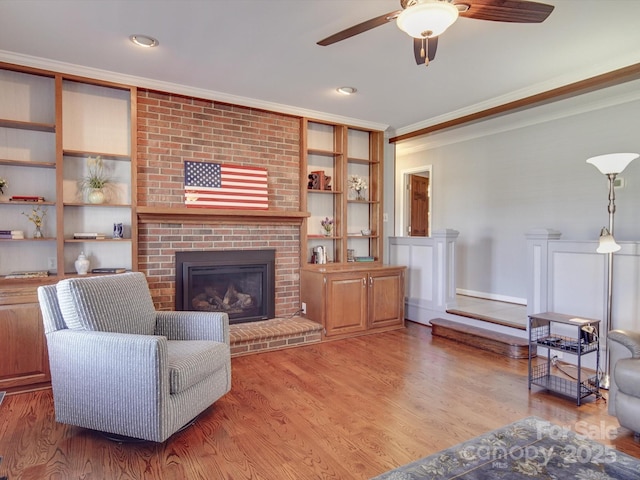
[0,62,136,392]
[301,265,405,339]
[0,288,51,393]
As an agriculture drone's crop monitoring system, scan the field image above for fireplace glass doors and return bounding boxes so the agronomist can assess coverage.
[176,250,275,324]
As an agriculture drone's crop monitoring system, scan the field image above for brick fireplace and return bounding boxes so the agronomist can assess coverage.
[136,89,303,317]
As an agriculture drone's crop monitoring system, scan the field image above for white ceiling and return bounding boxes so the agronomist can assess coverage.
[1,0,640,134]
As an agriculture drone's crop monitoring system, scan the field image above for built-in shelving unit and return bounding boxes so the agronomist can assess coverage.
[300,118,405,341]
[0,61,136,393]
[300,118,383,266]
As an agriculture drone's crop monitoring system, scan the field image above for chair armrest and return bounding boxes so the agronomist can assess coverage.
[45,329,169,398]
[609,330,640,359]
[155,311,229,344]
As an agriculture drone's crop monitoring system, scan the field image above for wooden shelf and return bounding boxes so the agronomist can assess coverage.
[307,189,342,195]
[0,118,55,132]
[63,202,131,208]
[0,158,56,169]
[0,237,56,242]
[63,150,130,162]
[137,206,310,225]
[0,200,55,206]
[347,156,378,165]
[64,238,131,243]
[307,148,341,157]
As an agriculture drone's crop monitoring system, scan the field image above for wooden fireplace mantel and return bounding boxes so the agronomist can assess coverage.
[136,206,310,225]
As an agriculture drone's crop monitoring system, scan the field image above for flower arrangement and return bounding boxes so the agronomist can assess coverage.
[22,205,47,238]
[348,175,367,199]
[78,156,112,192]
[321,216,334,236]
[0,177,7,195]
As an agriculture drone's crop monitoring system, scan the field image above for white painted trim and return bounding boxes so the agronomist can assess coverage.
[0,50,389,133]
[394,53,640,138]
[456,289,527,306]
[396,81,640,155]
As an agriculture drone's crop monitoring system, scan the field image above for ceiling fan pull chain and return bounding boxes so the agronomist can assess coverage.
[420,38,426,59]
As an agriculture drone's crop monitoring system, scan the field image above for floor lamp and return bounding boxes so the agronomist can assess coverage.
[586,152,639,390]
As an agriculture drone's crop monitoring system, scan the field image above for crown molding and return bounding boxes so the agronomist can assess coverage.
[0,50,389,133]
[396,79,640,156]
[393,52,640,140]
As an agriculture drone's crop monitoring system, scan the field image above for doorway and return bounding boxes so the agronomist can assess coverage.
[409,174,429,236]
[397,166,431,237]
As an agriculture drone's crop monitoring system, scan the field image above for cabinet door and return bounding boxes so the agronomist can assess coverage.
[369,270,405,329]
[0,302,50,391]
[325,272,367,337]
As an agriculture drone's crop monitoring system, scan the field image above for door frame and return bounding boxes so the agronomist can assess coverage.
[396,165,432,237]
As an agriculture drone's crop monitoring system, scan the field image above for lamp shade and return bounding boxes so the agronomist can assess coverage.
[397,1,459,38]
[586,153,639,175]
[597,227,621,254]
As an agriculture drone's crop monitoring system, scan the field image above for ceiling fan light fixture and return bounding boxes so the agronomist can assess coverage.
[337,86,357,95]
[396,1,459,38]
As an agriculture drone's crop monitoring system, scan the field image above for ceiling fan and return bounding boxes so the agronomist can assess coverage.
[317,0,554,66]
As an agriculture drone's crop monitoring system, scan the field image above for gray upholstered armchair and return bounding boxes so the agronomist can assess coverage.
[37,272,231,442]
[608,329,640,435]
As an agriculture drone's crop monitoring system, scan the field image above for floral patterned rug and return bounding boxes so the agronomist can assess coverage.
[373,416,640,479]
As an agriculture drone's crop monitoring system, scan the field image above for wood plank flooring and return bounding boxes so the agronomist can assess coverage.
[1,322,639,480]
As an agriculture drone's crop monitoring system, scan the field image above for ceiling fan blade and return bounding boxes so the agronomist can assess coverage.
[317,10,402,46]
[456,0,554,23]
[413,37,439,66]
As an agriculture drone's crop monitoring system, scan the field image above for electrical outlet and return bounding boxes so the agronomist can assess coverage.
[383,213,388,222]
[301,302,307,315]
[47,257,57,270]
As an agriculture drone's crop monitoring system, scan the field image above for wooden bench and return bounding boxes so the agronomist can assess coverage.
[430,318,534,359]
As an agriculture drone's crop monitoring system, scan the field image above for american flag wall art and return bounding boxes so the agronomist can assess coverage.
[184,161,268,210]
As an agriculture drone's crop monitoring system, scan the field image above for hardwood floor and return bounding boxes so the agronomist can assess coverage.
[1,321,639,480]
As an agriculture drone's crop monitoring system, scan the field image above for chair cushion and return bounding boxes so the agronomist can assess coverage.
[615,358,640,398]
[167,340,230,394]
[56,272,157,335]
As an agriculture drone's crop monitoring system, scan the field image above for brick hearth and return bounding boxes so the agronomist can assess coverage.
[229,317,323,356]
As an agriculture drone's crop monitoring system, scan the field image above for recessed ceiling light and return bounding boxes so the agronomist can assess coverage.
[129,34,159,48]
[336,86,357,95]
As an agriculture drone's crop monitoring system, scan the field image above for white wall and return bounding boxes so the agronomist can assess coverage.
[394,79,640,302]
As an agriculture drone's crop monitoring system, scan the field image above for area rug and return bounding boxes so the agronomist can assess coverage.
[373,416,640,479]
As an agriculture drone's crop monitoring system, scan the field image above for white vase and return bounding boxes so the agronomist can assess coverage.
[75,252,90,275]
[87,189,105,204]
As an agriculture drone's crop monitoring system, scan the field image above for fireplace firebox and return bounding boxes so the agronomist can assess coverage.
[176,250,275,324]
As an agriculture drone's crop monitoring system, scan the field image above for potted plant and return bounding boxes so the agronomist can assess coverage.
[22,205,47,239]
[78,156,112,204]
[348,175,367,201]
[321,217,334,236]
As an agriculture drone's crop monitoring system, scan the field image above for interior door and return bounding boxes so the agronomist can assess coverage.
[410,174,429,236]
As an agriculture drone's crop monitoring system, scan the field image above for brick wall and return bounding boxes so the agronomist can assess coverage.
[137,89,302,315]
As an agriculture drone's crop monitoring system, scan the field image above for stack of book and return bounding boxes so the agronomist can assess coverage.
[91,268,127,274]
[0,230,25,239]
[73,232,106,240]
[355,256,375,262]
[5,270,49,279]
[9,195,45,202]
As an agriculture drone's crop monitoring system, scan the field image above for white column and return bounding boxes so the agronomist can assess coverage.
[432,229,460,311]
[525,228,562,316]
